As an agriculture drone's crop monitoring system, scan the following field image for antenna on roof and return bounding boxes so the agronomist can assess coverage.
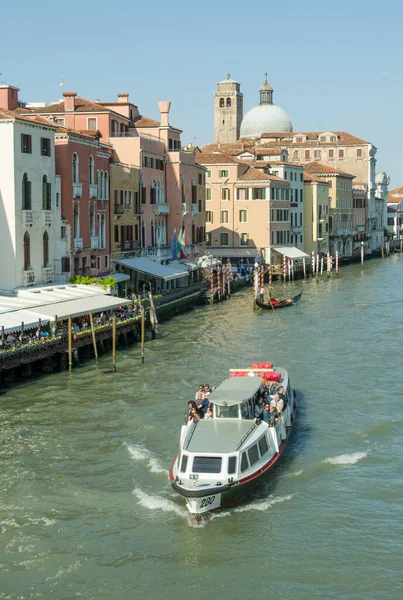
[60,76,64,99]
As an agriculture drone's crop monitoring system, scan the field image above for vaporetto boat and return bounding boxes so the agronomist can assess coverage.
[169,365,297,515]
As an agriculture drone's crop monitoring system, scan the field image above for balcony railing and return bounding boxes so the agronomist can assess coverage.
[42,267,54,283]
[155,203,171,215]
[90,236,99,249]
[184,243,201,255]
[134,204,143,215]
[292,225,302,233]
[355,225,365,232]
[122,240,139,250]
[23,270,35,286]
[89,183,98,198]
[140,245,171,259]
[182,203,189,216]
[114,203,125,215]
[73,183,83,198]
[191,204,199,216]
[22,210,34,225]
[42,210,52,224]
[125,203,132,212]
[73,237,83,251]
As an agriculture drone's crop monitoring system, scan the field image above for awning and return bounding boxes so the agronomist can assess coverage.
[0,310,50,334]
[197,255,222,268]
[117,257,189,281]
[28,295,131,320]
[272,246,309,259]
[207,248,261,259]
[99,272,130,284]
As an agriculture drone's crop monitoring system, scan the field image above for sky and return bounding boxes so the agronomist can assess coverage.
[1,0,402,186]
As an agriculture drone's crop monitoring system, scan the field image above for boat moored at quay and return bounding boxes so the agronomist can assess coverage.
[170,365,297,515]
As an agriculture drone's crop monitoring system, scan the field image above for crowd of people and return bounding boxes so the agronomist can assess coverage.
[186,381,288,427]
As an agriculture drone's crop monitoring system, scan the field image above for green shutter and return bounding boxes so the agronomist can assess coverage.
[47,183,52,209]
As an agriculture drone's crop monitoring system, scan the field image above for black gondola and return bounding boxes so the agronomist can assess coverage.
[256,290,302,310]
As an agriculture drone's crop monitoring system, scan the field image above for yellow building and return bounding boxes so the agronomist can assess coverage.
[109,163,141,263]
[303,173,330,256]
[305,162,355,258]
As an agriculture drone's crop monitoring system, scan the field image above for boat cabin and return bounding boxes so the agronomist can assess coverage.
[209,377,264,419]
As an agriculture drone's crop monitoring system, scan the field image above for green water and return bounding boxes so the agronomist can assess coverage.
[1,256,402,600]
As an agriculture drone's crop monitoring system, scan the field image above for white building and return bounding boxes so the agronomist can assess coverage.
[0,92,67,291]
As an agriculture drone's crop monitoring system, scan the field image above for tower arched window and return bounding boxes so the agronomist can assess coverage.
[226,98,231,107]
[104,171,109,200]
[42,175,51,210]
[43,231,49,267]
[100,171,104,199]
[72,153,79,183]
[88,156,94,184]
[23,231,31,270]
[22,173,32,210]
[219,98,225,108]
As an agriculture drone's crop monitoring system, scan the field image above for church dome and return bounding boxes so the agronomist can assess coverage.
[240,77,292,138]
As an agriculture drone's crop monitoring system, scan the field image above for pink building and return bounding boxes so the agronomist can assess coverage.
[352,183,367,256]
[54,129,112,276]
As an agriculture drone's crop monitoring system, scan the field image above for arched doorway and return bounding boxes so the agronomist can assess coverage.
[43,231,49,267]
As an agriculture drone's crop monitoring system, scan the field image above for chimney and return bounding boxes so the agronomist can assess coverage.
[118,93,129,103]
[63,92,77,112]
[158,101,171,127]
[0,84,20,111]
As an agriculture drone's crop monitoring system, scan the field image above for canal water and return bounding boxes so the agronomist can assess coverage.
[1,256,402,600]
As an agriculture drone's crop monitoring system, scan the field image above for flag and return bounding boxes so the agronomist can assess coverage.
[177,226,186,259]
[170,229,178,261]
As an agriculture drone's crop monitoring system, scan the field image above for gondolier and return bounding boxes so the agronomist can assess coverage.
[259,286,265,303]
[255,290,302,310]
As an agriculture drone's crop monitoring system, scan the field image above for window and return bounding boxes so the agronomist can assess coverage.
[206,232,212,246]
[300,189,303,202]
[41,137,51,156]
[240,233,249,246]
[72,153,79,183]
[61,256,70,273]
[105,256,109,268]
[315,150,321,159]
[61,225,66,239]
[87,117,97,130]
[251,188,266,200]
[206,211,213,223]
[320,136,326,142]
[43,231,49,267]
[220,210,229,224]
[206,170,211,178]
[97,256,101,270]
[219,97,225,107]
[114,224,119,243]
[329,149,334,159]
[339,149,344,158]
[296,137,303,143]
[226,97,231,107]
[248,444,259,466]
[56,192,60,208]
[304,150,310,160]
[42,175,51,210]
[300,173,303,182]
[180,454,188,473]
[228,456,237,474]
[221,232,229,246]
[239,209,247,222]
[23,231,31,270]
[241,452,249,472]
[293,150,299,160]
[237,188,249,200]
[192,456,222,474]
[22,173,32,210]
[357,148,363,158]
[88,156,94,184]
[206,188,211,200]
[284,171,288,180]
[222,188,230,200]
[21,134,32,154]
[330,136,336,142]
[219,170,229,178]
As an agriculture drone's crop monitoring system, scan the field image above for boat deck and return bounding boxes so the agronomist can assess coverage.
[186,419,253,454]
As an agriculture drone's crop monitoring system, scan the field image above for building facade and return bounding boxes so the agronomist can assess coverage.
[110,163,141,260]
[303,173,330,256]
[387,187,403,241]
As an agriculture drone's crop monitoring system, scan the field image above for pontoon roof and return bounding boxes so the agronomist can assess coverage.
[186,419,254,453]
[209,377,263,407]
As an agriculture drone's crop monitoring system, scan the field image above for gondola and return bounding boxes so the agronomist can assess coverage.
[256,290,302,310]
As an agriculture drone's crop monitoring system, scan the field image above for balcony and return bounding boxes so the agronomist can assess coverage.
[140,245,171,259]
[155,203,171,215]
[122,240,139,251]
[182,203,189,216]
[356,225,365,232]
[292,225,302,233]
[134,204,143,214]
[89,183,98,198]
[42,267,54,283]
[185,243,201,255]
[22,210,34,225]
[73,183,83,198]
[42,210,52,224]
[90,236,99,249]
[23,269,35,286]
[125,203,132,212]
[114,203,125,215]
[73,237,83,252]
[191,204,199,216]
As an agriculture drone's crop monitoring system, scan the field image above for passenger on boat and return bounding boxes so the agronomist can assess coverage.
[254,397,264,420]
[241,404,250,419]
[204,406,214,419]
[195,392,209,417]
[269,405,279,426]
[270,393,284,414]
[262,403,271,423]
[204,384,211,397]
[188,400,201,421]
[276,386,288,410]
[271,299,279,307]
[195,385,205,399]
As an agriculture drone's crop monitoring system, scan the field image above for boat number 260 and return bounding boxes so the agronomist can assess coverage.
[200,496,215,508]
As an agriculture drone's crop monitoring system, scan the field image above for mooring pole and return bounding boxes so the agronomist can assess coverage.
[112,315,117,373]
[89,311,98,360]
[141,306,145,363]
[68,315,72,373]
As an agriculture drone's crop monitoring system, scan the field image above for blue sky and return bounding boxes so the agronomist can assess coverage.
[2,0,402,185]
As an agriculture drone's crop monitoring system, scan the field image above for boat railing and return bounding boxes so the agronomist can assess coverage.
[185,418,199,450]
[236,423,258,450]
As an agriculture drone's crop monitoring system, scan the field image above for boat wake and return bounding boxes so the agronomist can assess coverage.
[132,488,188,518]
[233,493,295,513]
[125,443,168,475]
[323,451,368,465]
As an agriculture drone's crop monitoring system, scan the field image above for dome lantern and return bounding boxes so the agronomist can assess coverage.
[259,73,273,105]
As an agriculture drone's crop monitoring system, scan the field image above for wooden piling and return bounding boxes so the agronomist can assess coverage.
[302,258,306,279]
[68,315,72,373]
[1,326,4,346]
[381,247,384,259]
[141,306,145,363]
[112,315,117,372]
[89,311,98,360]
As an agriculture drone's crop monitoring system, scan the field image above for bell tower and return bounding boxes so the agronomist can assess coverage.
[214,74,243,144]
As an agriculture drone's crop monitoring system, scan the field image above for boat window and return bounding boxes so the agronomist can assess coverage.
[215,404,239,418]
[258,435,269,457]
[180,454,188,473]
[228,456,237,474]
[248,444,259,466]
[192,456,222,474]
[241,452,249,472]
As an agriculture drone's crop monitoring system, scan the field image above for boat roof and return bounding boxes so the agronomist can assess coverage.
[186,419,254,454]
[208,377,264,407]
